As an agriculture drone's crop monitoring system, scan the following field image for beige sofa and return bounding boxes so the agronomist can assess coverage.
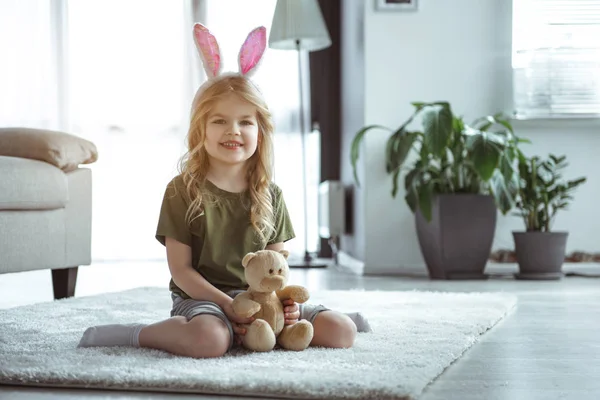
[0,128,97,299]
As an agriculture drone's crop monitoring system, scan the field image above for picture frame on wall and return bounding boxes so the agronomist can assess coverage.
[376,0,418,12]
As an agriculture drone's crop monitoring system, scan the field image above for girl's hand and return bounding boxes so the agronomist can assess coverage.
[222,301,254,345]
[282,299,300,325]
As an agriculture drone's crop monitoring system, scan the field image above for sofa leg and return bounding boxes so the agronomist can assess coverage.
[52,267,78,300]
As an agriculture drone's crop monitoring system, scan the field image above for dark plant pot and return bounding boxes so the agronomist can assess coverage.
[415,194,497,280]
[512,231,568,280]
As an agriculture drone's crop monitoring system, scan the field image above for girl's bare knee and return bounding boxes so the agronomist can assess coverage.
[183,315,231,358]
[335,315,358,348]
[314,312,357,349]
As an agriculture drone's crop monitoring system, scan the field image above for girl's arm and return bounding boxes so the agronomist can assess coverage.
[265,242,285,251]
[165,237,233,307]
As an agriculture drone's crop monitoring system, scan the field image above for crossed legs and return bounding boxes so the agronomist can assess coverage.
[79,309,360,358]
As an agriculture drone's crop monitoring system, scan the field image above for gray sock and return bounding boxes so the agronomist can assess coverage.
[345,312,373,333]
[77,323,146,348]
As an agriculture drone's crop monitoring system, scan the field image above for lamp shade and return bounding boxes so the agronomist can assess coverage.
[268,0,331,52]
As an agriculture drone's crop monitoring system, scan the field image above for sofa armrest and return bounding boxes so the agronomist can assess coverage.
[65,168,92,267]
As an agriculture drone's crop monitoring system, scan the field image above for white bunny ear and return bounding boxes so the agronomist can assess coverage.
[238,26,267,77]
[193,23,222,79]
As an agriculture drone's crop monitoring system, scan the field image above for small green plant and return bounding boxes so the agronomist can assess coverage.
[514,154,586,232]
[350,101,528,221]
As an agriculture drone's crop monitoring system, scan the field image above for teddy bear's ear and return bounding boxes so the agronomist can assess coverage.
[279,249,290,259]
[242,252,257,268]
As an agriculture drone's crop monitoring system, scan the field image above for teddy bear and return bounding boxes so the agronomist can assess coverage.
[232,249,314,352]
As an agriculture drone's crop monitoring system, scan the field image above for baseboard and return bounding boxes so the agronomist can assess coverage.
[491,249,600,263]
[335,251,431,276]
[336,251,364,275]
[287,257,331,269]
[362,264,429,277]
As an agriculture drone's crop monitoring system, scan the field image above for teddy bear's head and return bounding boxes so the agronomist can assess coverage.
[241,249,290,293]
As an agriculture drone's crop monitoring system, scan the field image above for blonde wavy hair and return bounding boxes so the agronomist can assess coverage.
[177,75,275,243]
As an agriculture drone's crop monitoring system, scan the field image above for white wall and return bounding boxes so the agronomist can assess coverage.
[341,0,600,275]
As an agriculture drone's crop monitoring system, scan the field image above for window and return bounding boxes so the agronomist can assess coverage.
[0,0,59,128]
[512,0,600,118]
[2,0,318,262]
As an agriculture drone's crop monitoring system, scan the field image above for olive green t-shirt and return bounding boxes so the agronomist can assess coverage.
[155,175,295,298]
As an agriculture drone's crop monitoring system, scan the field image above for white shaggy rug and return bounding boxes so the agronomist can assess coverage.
[0,287,517,400]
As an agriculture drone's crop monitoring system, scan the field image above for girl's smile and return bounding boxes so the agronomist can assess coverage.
[220,140,243,149]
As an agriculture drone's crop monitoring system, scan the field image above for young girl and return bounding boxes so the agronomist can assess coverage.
[78,24,370,358]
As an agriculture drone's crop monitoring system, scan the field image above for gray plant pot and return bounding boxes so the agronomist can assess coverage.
[512,231,568,280]
[415,194,497,280]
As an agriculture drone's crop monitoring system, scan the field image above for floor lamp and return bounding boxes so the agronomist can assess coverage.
[268,0,331,267]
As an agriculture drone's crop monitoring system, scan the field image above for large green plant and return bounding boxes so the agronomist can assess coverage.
[350,101,528,221]
[514,154,586,232]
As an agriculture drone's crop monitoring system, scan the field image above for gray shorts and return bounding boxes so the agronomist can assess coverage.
[170,290,329,351]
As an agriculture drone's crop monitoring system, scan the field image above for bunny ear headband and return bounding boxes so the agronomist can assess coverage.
[193,23,267,82]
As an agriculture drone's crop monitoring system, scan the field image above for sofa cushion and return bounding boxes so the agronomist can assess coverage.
[0,127,98,172]
[0,156,68,210]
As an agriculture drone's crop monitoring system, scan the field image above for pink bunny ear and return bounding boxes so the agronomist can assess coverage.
[193,23,221,78]
[238,26,267,76]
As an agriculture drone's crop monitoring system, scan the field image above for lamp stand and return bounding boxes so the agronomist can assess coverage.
[296,39,310,264]
[295,39,326,268]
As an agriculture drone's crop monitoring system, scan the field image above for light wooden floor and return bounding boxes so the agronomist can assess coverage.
[1,260,599,400]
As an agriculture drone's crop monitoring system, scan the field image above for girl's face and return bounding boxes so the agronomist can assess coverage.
[204,94,260,168]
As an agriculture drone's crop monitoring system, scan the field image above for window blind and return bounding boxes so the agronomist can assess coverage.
[512,0,600,118]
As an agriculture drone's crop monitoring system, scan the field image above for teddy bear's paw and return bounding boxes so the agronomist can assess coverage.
[243,319,276,352]
[242,303,261,318]
[286,286,310,304]
[232,297,262,318]
[277,320,314,351]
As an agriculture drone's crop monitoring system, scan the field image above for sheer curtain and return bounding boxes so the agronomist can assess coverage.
[1,0,317,262]
[62,0,203,262]
[0,0,60,128]
[1,0,200,262]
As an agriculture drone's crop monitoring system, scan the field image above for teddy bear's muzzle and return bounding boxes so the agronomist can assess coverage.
[260,276,285,291]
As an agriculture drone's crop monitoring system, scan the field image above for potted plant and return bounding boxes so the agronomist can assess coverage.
[512,154,586,280]
[350,101,527,279]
